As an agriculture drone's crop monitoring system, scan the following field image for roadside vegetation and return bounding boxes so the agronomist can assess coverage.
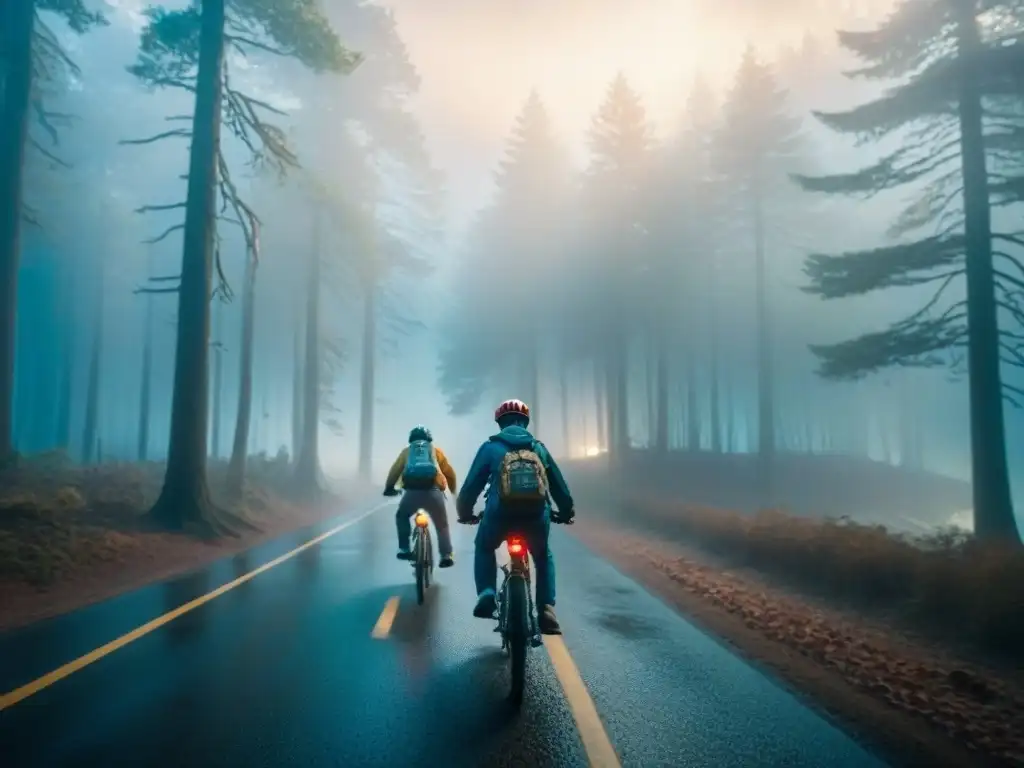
[0,449,303,588]
[610,490,1024,660]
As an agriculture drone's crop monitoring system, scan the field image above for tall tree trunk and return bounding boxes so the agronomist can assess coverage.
[211,298,224,459]
[56,329,73,450]
[674,377,687,450]
[724,378,735,453]
[645,336,656,447]
[580,364,591,454]
[686,349,700,450]
[594,357,606,450]
[955,2,1017,541]
[358,279,376,479]
[56,256,76,451]
[708,261,722,453]
[291,313,302,461]
[753,185,775,504]
[293,205,322,495]
[604,355,616,452]
[255,389,267,455]
[525,340,540,436]
[227,255,256,494]
[653,320,669,454]
[150,0,235,532]
[0,1,34,463]
[138,293,154,461]
[82,268,104,464]
[13,344,33,453]
[611,343,628,454]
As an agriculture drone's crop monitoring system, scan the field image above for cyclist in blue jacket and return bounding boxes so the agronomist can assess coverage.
[456,398,575,635]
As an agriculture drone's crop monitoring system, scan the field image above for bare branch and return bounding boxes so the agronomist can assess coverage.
[135,202,187,214]
[898,274,965,327]
[31,100,61,146]
[120,129,192,146]
[29,136,69,167]
[144,223,185,245]
[1004,382,1024,409]
[994,268,1024,294]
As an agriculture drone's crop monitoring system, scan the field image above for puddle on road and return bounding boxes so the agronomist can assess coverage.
[594,611,660,640]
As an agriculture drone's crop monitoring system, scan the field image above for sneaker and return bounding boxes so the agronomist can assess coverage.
[396,548,412,560]
[538,605,562,635]
[439,554,455,568]
[473,590,497,619]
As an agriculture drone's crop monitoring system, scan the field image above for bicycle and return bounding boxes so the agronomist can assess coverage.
[460,510,573,708]
[383,488,435,605]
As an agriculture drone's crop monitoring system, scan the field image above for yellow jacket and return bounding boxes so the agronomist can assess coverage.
[385,444,457,493]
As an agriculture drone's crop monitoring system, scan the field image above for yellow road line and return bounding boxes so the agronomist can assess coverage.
[370,596,401,639]
[0,500,393,712]
[546,635,622,768]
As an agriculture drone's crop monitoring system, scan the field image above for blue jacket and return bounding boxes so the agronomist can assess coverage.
[456,425,575,519]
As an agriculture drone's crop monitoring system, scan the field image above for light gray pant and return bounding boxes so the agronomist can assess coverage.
[396,489,453,557]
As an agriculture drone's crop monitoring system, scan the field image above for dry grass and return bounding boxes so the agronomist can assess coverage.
[0,449,327,588]
[619,495,1024,661]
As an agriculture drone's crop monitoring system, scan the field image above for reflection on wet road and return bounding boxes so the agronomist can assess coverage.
[0,498,886,767]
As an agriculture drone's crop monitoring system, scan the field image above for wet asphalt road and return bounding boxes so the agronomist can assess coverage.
[0,497,886,768]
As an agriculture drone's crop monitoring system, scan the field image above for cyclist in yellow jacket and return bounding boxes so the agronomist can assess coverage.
[383,425,457,567]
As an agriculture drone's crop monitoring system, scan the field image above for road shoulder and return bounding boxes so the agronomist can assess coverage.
[573,521,1020,768]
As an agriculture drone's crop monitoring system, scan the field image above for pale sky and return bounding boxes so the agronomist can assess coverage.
[381,0,897,232]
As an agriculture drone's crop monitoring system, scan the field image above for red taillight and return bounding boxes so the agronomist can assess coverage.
[507,538,525,556]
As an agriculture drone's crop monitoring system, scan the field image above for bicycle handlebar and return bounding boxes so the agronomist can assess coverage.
[458,513,574,526]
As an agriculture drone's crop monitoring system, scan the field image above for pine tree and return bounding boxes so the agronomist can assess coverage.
[717,46,803,503]
[645,74,723,454]
[581,73,653,456]
[127,0,360,532]
[438,90,568,421]
[795,0,1023,542]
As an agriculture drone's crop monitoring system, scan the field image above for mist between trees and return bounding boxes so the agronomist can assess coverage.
[436,0,1024,544]
[0,0,1021,543]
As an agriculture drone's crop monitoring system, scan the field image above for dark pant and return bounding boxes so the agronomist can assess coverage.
[396,489,453,557]
[475,508,554,607]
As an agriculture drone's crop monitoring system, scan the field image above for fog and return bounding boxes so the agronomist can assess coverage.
[8,0,1023,530]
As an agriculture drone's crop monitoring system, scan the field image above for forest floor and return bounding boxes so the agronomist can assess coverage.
[571,484,1024,767]
[0,451,349,632]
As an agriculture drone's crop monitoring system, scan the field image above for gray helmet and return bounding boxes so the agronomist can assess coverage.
[408,425,432,442]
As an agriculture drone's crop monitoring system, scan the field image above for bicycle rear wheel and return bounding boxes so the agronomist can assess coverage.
[505,576,528,708]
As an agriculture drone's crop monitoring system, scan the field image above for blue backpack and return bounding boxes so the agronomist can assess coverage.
[402,440,438,490]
